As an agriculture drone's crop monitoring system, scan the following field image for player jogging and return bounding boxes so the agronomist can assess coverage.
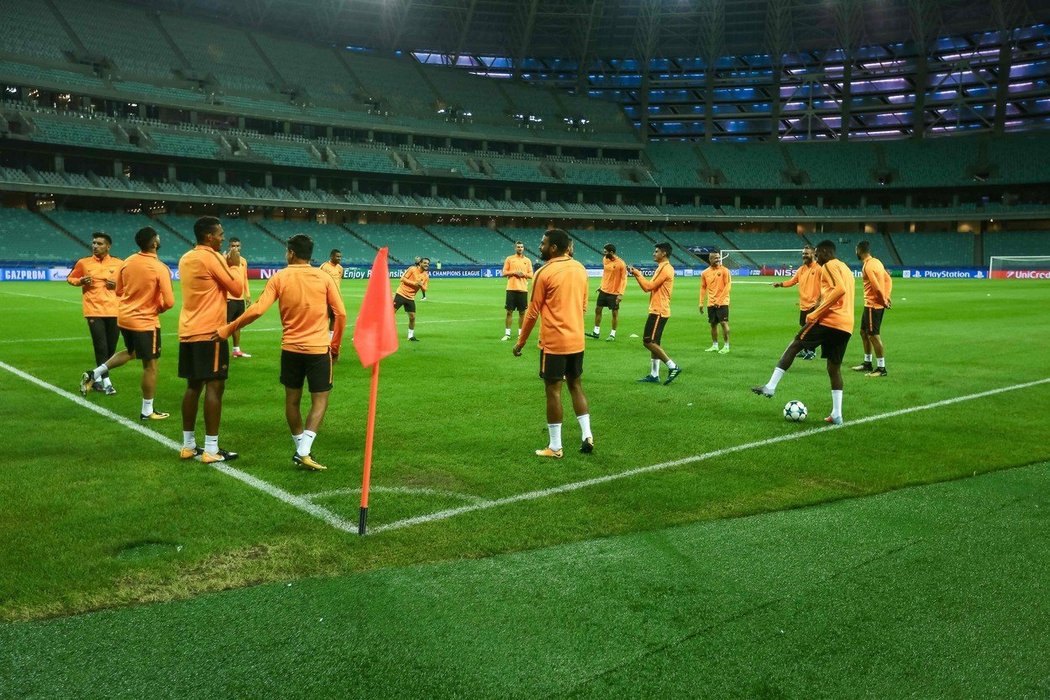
[590,243,627,341]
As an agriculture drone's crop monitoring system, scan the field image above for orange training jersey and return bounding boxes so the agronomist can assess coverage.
[178,245,244,342]
[861,256,892,309]
[395,265,427,300]
[503,254,533,292]
[116,252,175,331]
[518,255,588,355]
[632,261,675,317]
[220,264,347,355]
[700,265,731,306]
[67,254,123,317]
[226,258,250,301]
[600,255,628,296]
[808,258,855,334]
[319,261,344,289]
[782,261,821,310]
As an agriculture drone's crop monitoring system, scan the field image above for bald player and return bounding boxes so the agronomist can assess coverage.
[773,244,821,360]
[699,251,732,353]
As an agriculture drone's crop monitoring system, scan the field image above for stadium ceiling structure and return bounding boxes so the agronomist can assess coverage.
[132,0,1049,61]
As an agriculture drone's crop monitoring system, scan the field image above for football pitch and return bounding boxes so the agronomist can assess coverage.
[1,275,1049,694]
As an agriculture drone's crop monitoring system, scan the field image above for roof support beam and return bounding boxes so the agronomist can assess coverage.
[511,0,541,81]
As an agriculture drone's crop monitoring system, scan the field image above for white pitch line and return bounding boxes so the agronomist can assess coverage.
[371,377,1050,534]
[0,327,282,345]
[303,485,487,503]
[0,290,82,305]
[0,360,360,536]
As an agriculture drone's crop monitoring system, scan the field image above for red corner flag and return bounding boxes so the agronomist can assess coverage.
[353,247,398,368]
[354,248,398,536]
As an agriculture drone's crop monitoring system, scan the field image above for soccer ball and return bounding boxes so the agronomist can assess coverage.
[783,400,807,422]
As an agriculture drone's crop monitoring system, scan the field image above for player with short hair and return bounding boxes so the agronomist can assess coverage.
[700,251,732,353]
[752,240,855,425]
[70,232,122,395]
[852,240,893,377]
[590,243,627,341]
[177,215,244,463]
[80,227,174,421]
[773,245,821,360]
[225,237,252,359]
[319,248,344,339]
[628,243,682,385]
[217,234,346,471]
[502,241,534,341]
[513,228,593,458]
[393,257,429,341]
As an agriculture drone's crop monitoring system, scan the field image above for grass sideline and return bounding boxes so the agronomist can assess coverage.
[0,275,1048,622]
[2,461,1048,697]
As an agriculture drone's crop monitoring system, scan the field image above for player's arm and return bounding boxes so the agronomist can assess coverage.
[206,250,244,299]
[513,274,546,355]
[327,279,348,359]
[805,266,848,324]
[699,274,708,311]
[157,265,176,312]
[115,263,127,297]
[217,278,276,339]
[870,263,890,307]
[502,258,513,278]
[524,260,533,280]
[68,259,89,287]
[777,268,801,288]
[629,266,654,292]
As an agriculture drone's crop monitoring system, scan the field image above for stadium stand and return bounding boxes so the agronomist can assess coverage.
[0,0,75,64]
[0,208,88,263]
[569,229,655,267]
[720,231,812,266]
[890,232,975,267]
[425,225,513,265]
[157,14,276,95]
[346,223,470,265]
[982,230,1050,258]
[256,219,379,266]
[154,214,287,264]
[44,209,179,262]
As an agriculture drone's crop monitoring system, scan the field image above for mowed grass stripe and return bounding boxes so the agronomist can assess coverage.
[0,360,360,535]
[373,376,1050,533]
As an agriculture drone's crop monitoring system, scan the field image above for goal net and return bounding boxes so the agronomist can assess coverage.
[988,256,1050,280]
[719,249,807,276]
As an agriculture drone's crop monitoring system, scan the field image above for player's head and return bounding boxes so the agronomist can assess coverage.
[134,226,160,253]
[418,256,430,270]
[329,249,342,265]
[286,233,313,263]
[91,232,112,257]
[514,241,525,255]
[856,240,871,260]
[603,244,616,258]
[815,240,836,264]
[653,242,672,262]
[228,237,241,254]
[709,251,722,267]
[802,244,814,263]
[193,216,223,249]
[539,229,571,261]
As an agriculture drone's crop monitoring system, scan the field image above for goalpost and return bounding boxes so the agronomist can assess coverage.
[987,256,1050,279]
[719,249,806,274]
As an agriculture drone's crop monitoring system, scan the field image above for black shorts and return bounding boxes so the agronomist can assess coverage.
[505,290,528,313]
[795,323,852,365]
[643,313,668,345]
[799,307,817,327]
[596,290,621,310]
[120,327,161,360]
[393,293,416,314]
[226,299,246,323]
[707,305,729,324]
[861,307,886,334]
[539,350,584,382]
[178,340,230,381]
[280,350,333,392]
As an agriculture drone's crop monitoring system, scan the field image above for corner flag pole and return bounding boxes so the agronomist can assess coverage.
[359,362,380,535]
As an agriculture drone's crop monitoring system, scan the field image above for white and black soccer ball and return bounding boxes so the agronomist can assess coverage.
[783,400,807,422]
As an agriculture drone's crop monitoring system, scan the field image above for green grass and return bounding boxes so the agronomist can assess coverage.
[1,275,1049,625]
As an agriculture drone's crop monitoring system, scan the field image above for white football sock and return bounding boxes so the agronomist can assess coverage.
[864,353,872,363]
[609,329,616,338]
[297,430,316,457]
[876,357,885,368]
[831,390,843,419]
[577,414,592,441]
[182,431,196,449]
[141,398,153,416]
[292,433,304,449]
[666,359,678,370]
[766,367,786,392]
[650,359,660,377]
[92,364,108,381]
[593,326,600,335]
[102,375,113,388]
[407,329,414,339]
[233,346,240,353]
[504,328,511,336]
[547,423,562,451]
[204,434,219,455]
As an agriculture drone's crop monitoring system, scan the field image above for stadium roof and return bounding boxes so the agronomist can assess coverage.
[129,0,1049,60]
